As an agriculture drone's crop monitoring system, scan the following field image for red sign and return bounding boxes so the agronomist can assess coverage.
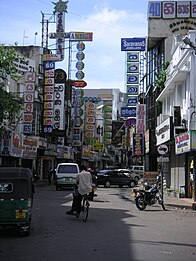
[72,80,87,87]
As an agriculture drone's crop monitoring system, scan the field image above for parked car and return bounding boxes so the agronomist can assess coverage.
[117,168,141,182]
[97,169,138,188]
[129,165,144,180]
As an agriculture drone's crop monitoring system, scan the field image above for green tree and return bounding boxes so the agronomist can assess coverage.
[155,61,170,91]
[0,44,22,129]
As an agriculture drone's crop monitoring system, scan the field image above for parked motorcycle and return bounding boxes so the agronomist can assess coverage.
[135,183,165,210]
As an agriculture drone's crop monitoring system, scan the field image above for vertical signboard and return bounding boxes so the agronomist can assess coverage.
[132,133,144,156]
[136,104,146,134]
[56,11,65,60]
[43,60,55,133]
[103,104,113,145]
[23,72,35,134]
[53,69,66,130]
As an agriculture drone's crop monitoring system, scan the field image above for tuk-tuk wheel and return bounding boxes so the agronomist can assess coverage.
[19,226,30,236]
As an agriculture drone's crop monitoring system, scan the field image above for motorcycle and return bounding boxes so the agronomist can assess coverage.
[135,183,165,210]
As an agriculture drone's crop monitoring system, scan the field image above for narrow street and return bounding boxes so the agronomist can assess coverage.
[0,184,195,261]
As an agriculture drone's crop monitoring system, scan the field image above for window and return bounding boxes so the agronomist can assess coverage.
[0,183,13,193]
[58,165,78,173]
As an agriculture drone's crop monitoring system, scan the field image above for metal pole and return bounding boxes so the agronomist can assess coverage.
[161,155,164,202]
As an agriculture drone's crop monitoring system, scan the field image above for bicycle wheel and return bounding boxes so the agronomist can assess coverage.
[82,197,89,222]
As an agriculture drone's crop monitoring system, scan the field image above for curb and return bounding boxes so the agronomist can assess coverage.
[164,203,193,210]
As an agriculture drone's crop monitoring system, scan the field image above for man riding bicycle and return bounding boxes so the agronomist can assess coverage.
[66,165,92,216]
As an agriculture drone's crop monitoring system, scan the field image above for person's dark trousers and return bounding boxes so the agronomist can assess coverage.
[72,193,83,213]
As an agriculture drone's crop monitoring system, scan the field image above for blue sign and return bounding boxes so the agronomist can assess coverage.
[43,126,53,133]
[43,61,55,70]
[127,63,139,73]
[127,97,138,106]
[121,38,146,51]
[121,107,136,117]
[127,85,139,95]
[84,97,101,103]
[127,52,139,62]
[127,74,139,84]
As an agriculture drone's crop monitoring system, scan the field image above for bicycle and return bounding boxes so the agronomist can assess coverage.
[79,193,90,222]
[72,184,90,222]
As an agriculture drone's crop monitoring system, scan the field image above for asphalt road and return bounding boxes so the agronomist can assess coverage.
[0,184,195,261]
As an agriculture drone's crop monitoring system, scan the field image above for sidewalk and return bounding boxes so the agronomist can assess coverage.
[163,193,195,210]
[130,186,196,211]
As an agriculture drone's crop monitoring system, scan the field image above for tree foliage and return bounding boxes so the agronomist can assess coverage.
[155,61,170,91]
[0,44,22,129]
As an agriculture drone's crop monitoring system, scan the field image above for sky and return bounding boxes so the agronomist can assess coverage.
[0,0,149,92]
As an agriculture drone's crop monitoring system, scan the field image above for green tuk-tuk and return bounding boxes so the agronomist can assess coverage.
[0,167,35,236]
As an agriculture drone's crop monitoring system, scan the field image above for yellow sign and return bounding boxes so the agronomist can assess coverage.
[92,143,104,151]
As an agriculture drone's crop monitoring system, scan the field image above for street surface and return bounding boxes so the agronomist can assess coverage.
[0,184,195,261]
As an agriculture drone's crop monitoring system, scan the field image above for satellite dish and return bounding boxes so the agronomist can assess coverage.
[15,42,18,46]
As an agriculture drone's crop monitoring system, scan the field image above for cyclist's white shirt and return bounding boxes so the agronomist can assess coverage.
[76,170,92,195]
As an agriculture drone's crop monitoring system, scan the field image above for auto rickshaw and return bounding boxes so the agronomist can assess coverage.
[0,167,35,236]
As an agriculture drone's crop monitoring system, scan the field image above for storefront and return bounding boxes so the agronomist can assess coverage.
[175,130,196,200]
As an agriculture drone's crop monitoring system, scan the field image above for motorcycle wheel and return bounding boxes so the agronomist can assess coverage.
[135,196,147,210]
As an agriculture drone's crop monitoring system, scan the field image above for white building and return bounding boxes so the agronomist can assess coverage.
[156,30,196,198]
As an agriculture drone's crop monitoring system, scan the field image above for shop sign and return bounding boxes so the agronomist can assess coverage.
[76,70,85,80]
[121,38,146,51]
[53,83,65,130]
[92,143,104,151]
[126,85,139,95]
[70,32,93,41]
[175,131,191,154]
[127,63,139,73]
[72,80,87,88]
[42,54,61,61]
[132,133,144,156]
[86,124,95,131]
[127,74,139,84]
[22,137,38,159]
[156,117,171,145]
[121,107,136,118]
[77,42,85,51]
[86,131,94,139]
[143,171,158,186]
[0,131,11,156]
[74,88,84,97]
[148,1,196,19]
[86,110,95,117]
[86,117,95,124]
[127,96,138,106]
[76,61,84,70]
[76,51,85,60]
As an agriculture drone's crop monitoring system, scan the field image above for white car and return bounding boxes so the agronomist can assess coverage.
[55,163,79,190]
[117,169,141,182]
[129,166,144,180]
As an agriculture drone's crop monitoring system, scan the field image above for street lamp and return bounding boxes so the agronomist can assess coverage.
[34,32,38,46]
[182,36,196,52]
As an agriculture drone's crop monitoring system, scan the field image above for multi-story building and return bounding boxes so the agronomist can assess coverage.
[145,1,196,200]
[0,45,74,180]
[73,87,126,169]
[156,30,196,200]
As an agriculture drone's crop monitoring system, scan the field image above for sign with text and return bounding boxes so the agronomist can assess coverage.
[121,38,146,51]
